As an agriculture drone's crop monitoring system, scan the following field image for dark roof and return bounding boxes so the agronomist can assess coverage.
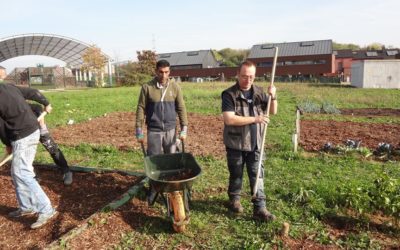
[248,39,332,58]
[334,49,399,59]
[157,50,216,66]
[333,49,354,58]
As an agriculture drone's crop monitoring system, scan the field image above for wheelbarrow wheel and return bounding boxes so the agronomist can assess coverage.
[169,191,187,232]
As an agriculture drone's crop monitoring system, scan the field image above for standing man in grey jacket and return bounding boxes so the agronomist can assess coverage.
[135,60,188,203]
[222,61,278,222]
[135,59,188,155]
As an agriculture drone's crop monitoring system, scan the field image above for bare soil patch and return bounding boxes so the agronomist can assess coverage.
[0,165,140,249]
[52,110,399,157]
[340,108,400,117]
[300,120,400,151]
[52,112,226,158]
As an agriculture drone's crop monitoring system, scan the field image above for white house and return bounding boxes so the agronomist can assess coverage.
[351,60,400,88]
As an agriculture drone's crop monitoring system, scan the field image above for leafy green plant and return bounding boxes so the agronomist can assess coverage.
[339,232,380,250]
[369,170,400,224]
[297,99,321,113]
[321,101,341,114]
[337,184,372,215]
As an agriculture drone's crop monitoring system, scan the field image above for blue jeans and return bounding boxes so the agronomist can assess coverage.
[226,148,266,209]
[11,129,54,214]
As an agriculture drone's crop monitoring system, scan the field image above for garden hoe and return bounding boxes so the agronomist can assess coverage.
[252,47,279,199]
[0,112,47,168]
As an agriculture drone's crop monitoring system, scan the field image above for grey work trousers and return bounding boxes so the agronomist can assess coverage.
[147,129,177,156]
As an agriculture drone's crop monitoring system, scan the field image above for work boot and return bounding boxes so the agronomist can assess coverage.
[31,209,58,229]
[63,171,73,185]
[228,199,244,214]
[8,208,36,218]
[253,207,276,222]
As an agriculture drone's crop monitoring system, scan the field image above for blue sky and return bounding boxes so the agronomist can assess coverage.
[1,0,399,71]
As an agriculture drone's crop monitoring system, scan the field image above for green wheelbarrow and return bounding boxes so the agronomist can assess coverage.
[143,142,202,232]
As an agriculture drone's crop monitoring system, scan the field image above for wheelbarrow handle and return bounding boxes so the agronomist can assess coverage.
[140,141,147,157]
[181,140,185,153]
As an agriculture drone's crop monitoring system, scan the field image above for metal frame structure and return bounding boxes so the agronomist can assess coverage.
[0,33,113,85]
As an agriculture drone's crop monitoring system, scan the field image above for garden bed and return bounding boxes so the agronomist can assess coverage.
[52,112,226,158]
[300,108,400,152]
[0,164,142,249]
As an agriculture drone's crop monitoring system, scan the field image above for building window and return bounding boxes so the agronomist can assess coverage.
[187,51,199,56]
[338,62,343,71]
[261,44,274,49]
[300,41,314,47]
[314,60,326,64]
[257,62,272,67]
[257,62,283,67]
[281,60,327,66]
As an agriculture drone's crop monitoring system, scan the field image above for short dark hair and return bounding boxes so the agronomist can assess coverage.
[239,60,256,71]
[156,59,170,69]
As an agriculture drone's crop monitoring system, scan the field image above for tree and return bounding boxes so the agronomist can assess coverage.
[364,42,384,50]
[217,48,250,67]
[332,42,361,50]
[81,45,107,87]
[117,50,156,86]
[118,61,152,86]
[136,50,157,75]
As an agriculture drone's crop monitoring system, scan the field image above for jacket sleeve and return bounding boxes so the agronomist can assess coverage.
[14,85,50,106]
[0,118,11,146]
[175,84,188,128]
[135,85,147,129]
[29,104,43,118]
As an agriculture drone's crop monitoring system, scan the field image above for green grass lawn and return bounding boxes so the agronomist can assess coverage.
[2,82,400,249]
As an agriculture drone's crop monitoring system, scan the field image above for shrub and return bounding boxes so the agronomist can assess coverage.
[298,99,321,113]
[321,101,341,114]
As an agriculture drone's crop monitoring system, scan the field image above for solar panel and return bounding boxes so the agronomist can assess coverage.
[366,51,378,57]
[386,50,398,56]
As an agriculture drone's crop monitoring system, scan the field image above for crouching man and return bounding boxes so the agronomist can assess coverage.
[0,84,58,229]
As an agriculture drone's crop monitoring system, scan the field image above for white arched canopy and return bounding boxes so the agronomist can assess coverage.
[0,33,113,85]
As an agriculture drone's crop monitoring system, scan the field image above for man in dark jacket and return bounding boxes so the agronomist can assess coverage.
[222,61,278,222]
[0,84,58,229]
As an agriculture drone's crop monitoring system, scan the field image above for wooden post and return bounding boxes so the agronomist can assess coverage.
[292,133,298,153]
[293,109,301,152]
[296,109,301,137]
